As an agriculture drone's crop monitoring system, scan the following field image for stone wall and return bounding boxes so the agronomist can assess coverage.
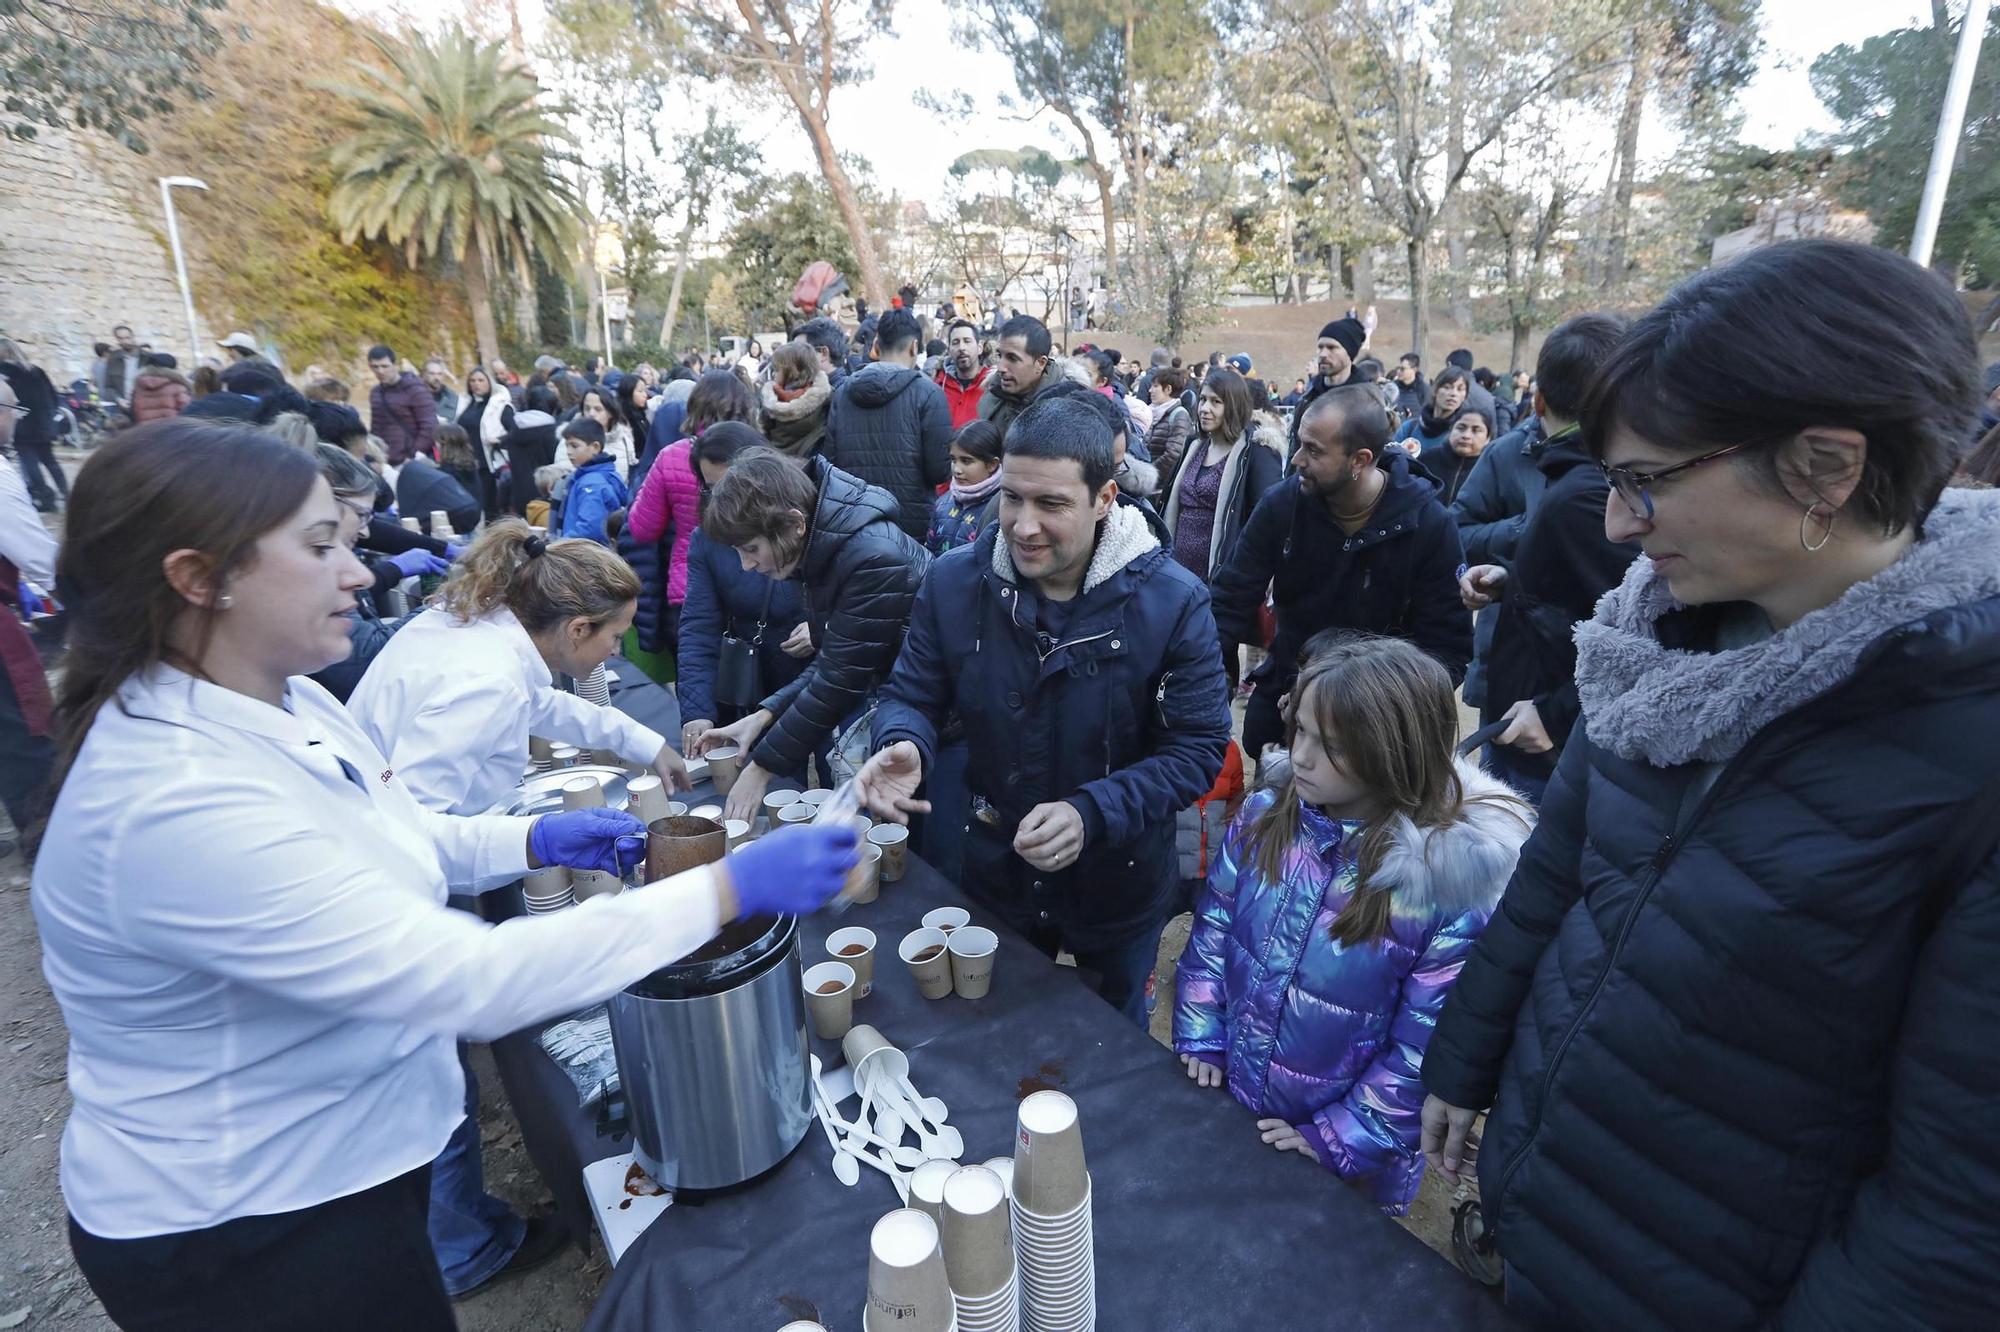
[0,124,224,382]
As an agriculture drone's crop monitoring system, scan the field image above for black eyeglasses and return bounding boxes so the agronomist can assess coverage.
[1600,442,1751,520]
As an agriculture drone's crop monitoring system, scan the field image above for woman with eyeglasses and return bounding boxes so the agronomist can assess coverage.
[1419,240,2000,1329]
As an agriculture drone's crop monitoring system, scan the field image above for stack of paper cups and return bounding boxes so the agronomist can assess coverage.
[522,864,573,914]
[942,1166,1019,1332]
[1010,1091,1093,1330]
[864,1209,957,1332]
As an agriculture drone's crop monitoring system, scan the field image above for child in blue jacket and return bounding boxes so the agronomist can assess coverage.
[559,419,627,547]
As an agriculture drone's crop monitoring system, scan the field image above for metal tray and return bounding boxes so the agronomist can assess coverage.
[510,764,632,817]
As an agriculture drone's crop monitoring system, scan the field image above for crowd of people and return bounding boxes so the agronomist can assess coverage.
[4,235,1999,1330]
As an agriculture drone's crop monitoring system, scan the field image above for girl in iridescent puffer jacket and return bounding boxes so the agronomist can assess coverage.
[1173,633,1533,1213]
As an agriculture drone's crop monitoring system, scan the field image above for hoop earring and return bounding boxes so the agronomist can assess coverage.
[1800,502,1834,553]
[216,594,234,610]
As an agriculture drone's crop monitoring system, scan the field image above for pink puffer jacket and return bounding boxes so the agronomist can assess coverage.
[627,439,702,605]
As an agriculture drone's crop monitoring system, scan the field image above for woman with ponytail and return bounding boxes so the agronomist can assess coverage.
[349,517,693,819]
[1172,633,1532,1214]
[347,517,693,1291]
[32,419,857,1328]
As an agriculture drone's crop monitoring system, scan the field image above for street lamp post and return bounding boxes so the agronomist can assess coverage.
[158,176,209,364]
[1910,0,1991,268]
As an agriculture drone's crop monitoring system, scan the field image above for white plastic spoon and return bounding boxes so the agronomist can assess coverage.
[811,1060,925,1167]
[886,1074,963,1154]
[809,1090,860,1186]
[873,1078,963,1161]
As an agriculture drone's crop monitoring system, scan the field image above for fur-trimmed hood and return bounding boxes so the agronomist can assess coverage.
[759,373,832,456]
[1118,453,1159,498]
[1576,486,2000,766]
[1259,754,1534,921]
[989,491,1159,596]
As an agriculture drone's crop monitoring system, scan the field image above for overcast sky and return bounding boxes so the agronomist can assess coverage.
[345,0,1942,205]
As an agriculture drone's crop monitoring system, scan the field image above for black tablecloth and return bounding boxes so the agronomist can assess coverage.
[495,659,1519,1331]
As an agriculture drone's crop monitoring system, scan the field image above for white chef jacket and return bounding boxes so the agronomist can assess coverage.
[347,605,665,816]
[31,666,722,1238]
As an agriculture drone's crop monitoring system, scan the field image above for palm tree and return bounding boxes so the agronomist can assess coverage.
[325,27,580,366]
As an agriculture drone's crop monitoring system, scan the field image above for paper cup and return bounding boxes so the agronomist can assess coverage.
[922,906,970,935]
[775,1323,829,1332]
[981,1156,1015,1202]
[865,1209,954,1332]
[690,803,723,822]
[868,823,910,881]
[826,926,877,998]
[549,743,581,768]
[528,735,554,766]
[724,818,751,851]
[560,775,605,811]
[843,843,883,905]
[1013,1091,1088,1217]
[841,1024,909,1086]
[627,774,673,824]
[523,864,569,898]
[572,868,622,901]
[802,961,856,1040]
[777,801,817,826]
[947,926,998,1000]
[908,1158,956,1225]
[799,788,834,807]
[899,927,955,1000]
[399,515,422,533]
[940,1166,1015,1299]
[705,744,743,793]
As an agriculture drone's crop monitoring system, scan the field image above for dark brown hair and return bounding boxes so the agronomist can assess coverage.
[685,367,757,437]
[1196,367,1254,445]
[53,420,320,789]
[1580,238,1977,537]
[1247,634,1529,947]
[436,518,639,633]
[702,446,817,569]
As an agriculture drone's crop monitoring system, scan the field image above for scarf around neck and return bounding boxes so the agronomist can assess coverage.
[1575,487,2000,766]
[950,467,1004,506]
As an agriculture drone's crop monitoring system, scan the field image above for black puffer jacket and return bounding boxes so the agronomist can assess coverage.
[1424,488,2000,1331]
[1475,431,1639,771]
[751,457,929,776]
[1210,449,1471,687]
[824,363,953,542]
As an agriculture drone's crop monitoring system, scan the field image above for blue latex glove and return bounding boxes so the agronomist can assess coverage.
[18,584,43,616]
[531,808,648,875]
[446,540,469,563]
[387,549,450,578]
[726,824,859,917]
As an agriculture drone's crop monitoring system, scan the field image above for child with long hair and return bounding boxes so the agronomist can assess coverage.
[1173,633,1533,1213]
[926,419,1004,555]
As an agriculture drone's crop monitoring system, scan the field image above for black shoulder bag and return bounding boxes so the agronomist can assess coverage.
[713,580,775,710]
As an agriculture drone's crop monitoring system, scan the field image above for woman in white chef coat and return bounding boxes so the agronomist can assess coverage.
[31,420,856,1330]
[349,517,691,818]
[345,519,695,1293]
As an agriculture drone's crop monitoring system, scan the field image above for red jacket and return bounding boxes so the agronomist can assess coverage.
[934,365,992,430]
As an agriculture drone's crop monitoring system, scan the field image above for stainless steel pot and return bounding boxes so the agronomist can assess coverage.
[607,912,812,1191]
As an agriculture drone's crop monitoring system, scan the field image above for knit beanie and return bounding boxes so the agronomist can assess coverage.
[1317,317,1366,359]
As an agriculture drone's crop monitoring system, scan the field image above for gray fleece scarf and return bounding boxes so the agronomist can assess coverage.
[1575,487,2000,766]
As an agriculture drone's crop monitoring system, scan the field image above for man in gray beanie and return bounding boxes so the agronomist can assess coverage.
[1289,315,1368,451]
